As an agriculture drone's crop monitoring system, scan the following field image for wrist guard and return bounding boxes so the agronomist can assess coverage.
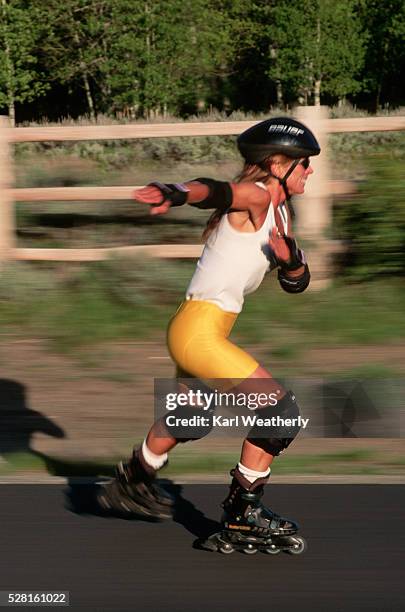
[280,236,307,271]
[147,182,189,207]
[278,264,310,294]
[189,178,233,211]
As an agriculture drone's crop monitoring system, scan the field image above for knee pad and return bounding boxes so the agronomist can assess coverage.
[247,391,301,456]
[164,405,215,443]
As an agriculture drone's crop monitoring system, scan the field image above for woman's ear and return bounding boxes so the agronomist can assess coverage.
[269,159,281,178]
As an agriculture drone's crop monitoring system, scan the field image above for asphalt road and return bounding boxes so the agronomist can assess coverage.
[0,484,404,612]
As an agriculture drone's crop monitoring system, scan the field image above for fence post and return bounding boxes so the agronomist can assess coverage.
[294,105,333,289]
[0,115,15,262]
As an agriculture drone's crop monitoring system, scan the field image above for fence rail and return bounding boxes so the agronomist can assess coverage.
[10,180,353,202]
[7,116,405,142]
[13,244,204,262]
[1,109,404,267]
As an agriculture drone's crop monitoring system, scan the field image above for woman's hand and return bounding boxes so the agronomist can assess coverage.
[133,186,171,215]
[268,227,292,266]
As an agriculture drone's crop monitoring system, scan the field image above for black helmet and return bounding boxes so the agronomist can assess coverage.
[237,116,321,164]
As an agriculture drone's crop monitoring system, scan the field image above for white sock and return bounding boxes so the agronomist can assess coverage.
[142,440,168,470]
[238,462,271,484]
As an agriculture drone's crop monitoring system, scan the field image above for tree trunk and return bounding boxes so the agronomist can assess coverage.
[313,17,322,106]
[276,81,283,107]
[376,39,389,113]
[143,1,152,118]
[314,79,321,106]
[82,71,96,121]
[270,46,284,107]
[100,35,112,100]
[71,26,96,121]
[7,100,15,127]
[375,80,382,113]
[1,0,15,126]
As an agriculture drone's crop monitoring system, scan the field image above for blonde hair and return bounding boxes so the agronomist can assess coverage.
[202,154,292,240]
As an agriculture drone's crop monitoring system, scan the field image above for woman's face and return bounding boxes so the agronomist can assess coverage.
[270,157,314,196]
[286,159,314,195]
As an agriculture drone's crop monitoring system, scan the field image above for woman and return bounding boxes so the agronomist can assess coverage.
[99,116,320,554]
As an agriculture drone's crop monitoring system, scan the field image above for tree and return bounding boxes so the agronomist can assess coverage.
[359,0,405,110]
[105,0,236,118]
[267,0,367,106]
[0,0,48,125]
[218,0,278,112]
[38,0,113,121]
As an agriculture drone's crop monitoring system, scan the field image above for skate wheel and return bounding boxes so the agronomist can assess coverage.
[263,544,281,555]
[219,542,235,554]
[242,544,258,555]
[285,536,307,555]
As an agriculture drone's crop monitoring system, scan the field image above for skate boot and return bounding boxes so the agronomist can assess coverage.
[98,448,174,520]
[200,467,306,555]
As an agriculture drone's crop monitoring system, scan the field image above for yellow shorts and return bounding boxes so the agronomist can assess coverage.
[167,299,259,385]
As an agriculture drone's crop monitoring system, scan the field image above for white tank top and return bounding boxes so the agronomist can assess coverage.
[186,185,288,313]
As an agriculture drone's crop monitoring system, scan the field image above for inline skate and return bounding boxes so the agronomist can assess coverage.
[98,448,174,520]
[199,467,306,555]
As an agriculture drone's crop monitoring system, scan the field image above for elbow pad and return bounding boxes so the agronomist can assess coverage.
[189,178,233,211]
[278,265,310,294]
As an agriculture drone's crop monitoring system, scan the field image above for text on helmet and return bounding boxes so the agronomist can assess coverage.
[268,124,304,136]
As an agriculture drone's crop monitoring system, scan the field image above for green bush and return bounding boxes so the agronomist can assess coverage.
[0,257,193,349]
[0,262,57,303]
[90,255,193,307]
[334,157,405,279]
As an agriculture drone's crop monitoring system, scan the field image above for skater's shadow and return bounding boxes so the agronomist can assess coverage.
[0,379,220,541]
[0,378,65,463]
[0,378,109,485]
[64,479,107,516]
[163,481,221,540]
[64,479,221,540]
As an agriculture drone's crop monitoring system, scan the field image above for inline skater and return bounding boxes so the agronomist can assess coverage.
[98,116,320,554]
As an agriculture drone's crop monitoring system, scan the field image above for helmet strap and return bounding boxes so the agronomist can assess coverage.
[287,201,296,219]
[278,158,300,203]
[262,158,300,218]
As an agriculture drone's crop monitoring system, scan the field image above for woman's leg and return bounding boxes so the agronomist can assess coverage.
[145,369,198,456]
[240,438,275,472]
[145,420,178,455]
[237,365,287,472]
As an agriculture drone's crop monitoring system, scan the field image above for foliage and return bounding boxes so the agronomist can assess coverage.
[359,0,405,110]
[0,258,193,349]
[0,0,48,123]
[1,1,404,122]
[334,157,405,278]
[109,0,231,117]
[37,0,110,119]
[267,0,367,104]
[1,257,405,352]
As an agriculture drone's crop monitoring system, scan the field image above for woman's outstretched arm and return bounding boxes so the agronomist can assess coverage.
[133,179,270,216]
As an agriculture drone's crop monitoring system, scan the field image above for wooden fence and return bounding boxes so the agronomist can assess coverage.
[1,109,404,268]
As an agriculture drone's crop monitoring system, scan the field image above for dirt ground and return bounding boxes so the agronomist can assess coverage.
[1,336,404,470]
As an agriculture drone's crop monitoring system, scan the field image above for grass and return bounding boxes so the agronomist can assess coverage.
[1,448,404,478]
[325,364,402,380]
[235,276,405,350]
[0,257,192,350]
[1,258,405,355]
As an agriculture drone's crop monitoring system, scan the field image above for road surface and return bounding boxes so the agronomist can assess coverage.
[0,484,404,611]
